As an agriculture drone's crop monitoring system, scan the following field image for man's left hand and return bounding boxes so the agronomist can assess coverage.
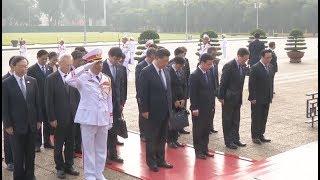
[37,122,42,130]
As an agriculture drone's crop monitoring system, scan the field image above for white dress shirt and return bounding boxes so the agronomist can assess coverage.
[153,62,167,89]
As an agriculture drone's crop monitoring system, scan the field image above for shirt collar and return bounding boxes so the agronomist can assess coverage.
[37,62,45,69]
[260,60,268,67]
[152,62,161,73]
[89,69,101,79]
[197,65,206,74]
[107,59,115,67]
[9,71,13,75]
[172,64,177,72]
[144,58,151,65]
[58,68,67,78]
[13,72,25,81]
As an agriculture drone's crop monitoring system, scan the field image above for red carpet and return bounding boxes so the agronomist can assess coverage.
[105,132,256,180]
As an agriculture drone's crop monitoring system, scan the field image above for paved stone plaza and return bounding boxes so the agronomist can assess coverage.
[2,38,318,179]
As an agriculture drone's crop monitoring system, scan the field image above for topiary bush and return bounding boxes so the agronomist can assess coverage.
[248,28,268,48]
[135,30,160,62]
[284,29,307,63]
[11,40,19,47]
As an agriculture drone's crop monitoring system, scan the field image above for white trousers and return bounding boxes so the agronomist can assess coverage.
[81,124,108,180]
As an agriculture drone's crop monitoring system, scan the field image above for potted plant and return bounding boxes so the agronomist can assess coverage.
[135,30,160,62]
[11,40,19,47]
[196,30,222,62]
[248,28,268,48]
[284,29,307,63]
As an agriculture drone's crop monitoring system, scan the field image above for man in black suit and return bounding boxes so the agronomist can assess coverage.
[102,47,125,164]
[248,33,265,67]
[249,49,273,145]
[189,53,216,159]
[2,56,42,180]
[268,42,278,94]
[135,48,157,142]
[167,56,187,148]
[70,50,85,156]
[140,48,174,172]
[2,56,15,172]
[207,47,220,134]
[27,49,54,151]
[218,48,250,149]
[45,54,80,179]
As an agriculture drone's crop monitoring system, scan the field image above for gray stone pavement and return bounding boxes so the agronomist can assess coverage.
[2,39,318,179]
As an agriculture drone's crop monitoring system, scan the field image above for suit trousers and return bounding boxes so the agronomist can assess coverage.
[192,110,212,155]
[251,103,270,139]
[137,99,146,138]
[222,104,241,145]
[167,129,179,143]
[54,123,75,171]
[210,108,216,130]
[73,123,82,152]
[10,127,36,180]
[145,114,169,167]
[35,111,52,147]
[81,124,108,180]
[4,130,13,165]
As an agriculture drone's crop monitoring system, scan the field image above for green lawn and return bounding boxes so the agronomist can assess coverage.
[2,32,202,46]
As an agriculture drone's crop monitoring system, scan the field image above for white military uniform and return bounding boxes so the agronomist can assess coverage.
[65,62,113,180]
[19,44,27,58]
[222,38,228,59]
[128,39,136,65]
[120,41,131,75]
[198,42,211,57]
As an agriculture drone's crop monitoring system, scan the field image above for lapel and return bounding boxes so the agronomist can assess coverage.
[103,60,114,82]
[35,63,46,77]
[25,76,31,100]
[258,61,270,77]
[10,75,27,102]
[54,71,68,95]
[151,64,166,90]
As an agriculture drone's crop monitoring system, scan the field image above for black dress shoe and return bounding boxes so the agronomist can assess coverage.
[116,141,124,146]
[252,138,262,144]
[65,167,80,176]
[226,143,238,149]
[168,142,178,149]
[175,141,186,147]
[149,165,159,172]
[234,141,247,147]
[110,156,124,163]
[158,161,173,168]
[57,170,66,179]
[44,144,54,149]
[260,137,271,143]
[6,163,14,171]
[196,153,206,159]
[210,129,218,133]
[35,146,41,152]
[179,129,190,134]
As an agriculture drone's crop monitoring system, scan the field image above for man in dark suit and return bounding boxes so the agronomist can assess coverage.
[218,48,250,149]
[45,55,80,179]
[70,50,85,157]
[135,48,156,142]
[140,48,174,172]
[2,56,42,180]
[102,47,125,164]
[248,33,265,67]
[2,56,16,172]
[167,56,187,148]
[189,53,216,159]
[249,49,273,145]
[207,47,220,134]
[27,49,54,151]
[268,42,278,94]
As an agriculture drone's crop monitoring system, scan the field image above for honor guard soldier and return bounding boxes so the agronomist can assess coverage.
[65,48,113,180]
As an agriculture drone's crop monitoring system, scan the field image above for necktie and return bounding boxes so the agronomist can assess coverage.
[111,65,116,79]
[204,73,209,84]
[42,65,46,74]
[64,74,69,94]
[96,75,100,82]
[238,64,243,76]
[19,78,26,99]
[159,70,167,89]
[264,65,269,74]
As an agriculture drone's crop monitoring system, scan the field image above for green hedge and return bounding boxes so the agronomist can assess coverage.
[3,26,114,33]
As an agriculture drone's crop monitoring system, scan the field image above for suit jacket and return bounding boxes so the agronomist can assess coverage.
[140,64,173,124]
[168,66,187,108]
[27,63,53,117]
[189,67,215,112]
[270,49,278,73]
[209,64,219,95]
[248,39,265,66]
[218,59,246,105]
[102,60,122,117]
[2,72,11,80]
[45,71,79,126]
[248,61,273,104]
[135,60,149,100]
[118,65,127,106]
[2,75,42,134]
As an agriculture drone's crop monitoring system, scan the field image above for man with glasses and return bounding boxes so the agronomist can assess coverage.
[27,49,53,152]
